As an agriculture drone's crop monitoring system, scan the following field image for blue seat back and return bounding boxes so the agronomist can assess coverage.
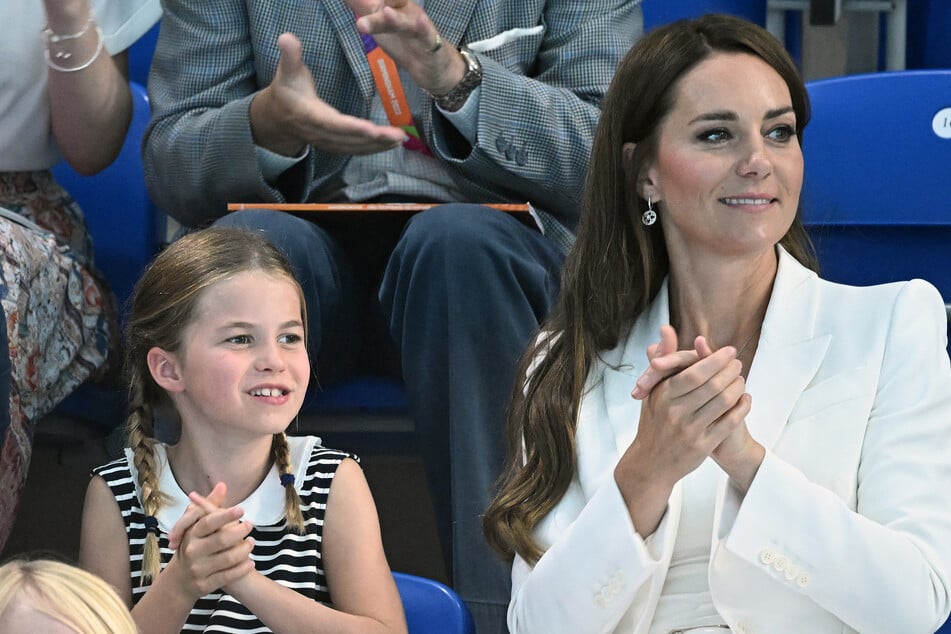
[801,70,951,347]
[128,22,160,87]
[394,572,475,634]
[907,0,951,70]
[50,80,157,318]
[642,0,766,31]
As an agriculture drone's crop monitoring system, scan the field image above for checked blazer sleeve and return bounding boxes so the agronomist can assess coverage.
[142,0,294,227]
[428,0,642,235]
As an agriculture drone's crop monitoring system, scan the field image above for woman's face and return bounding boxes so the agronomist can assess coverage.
[642,51,803,261]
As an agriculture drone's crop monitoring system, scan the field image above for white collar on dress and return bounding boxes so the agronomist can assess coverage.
[124,435,318,531]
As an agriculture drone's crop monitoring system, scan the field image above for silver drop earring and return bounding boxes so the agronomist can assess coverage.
[641,196,657,226]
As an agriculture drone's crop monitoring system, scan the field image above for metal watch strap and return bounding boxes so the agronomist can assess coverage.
[432,47,482,112]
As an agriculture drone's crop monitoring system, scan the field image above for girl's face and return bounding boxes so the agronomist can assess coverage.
[158,270,309,440]
[643,51,803,262]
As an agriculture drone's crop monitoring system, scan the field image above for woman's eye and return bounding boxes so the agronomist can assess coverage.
[767,125,795,142]
[278,333,303,345]
[227,335,252,345]
[698,128,731,143]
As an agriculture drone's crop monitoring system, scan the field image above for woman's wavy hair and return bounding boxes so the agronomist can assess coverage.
[484,14,817,564]
[0,557,136,634]
[124,226,308,583]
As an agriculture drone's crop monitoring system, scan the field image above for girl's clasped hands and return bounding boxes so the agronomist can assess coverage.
[164,483,256,602]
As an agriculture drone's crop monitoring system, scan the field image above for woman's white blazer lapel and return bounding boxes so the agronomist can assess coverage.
[741,248,831,452]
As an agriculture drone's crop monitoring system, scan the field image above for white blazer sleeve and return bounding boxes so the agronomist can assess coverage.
[507,476,668,633]
[721,279,951,633]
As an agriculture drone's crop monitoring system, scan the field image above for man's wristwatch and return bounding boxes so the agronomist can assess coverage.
[431,47,482,112]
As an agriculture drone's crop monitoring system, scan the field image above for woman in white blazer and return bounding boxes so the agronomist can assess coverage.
[483,14,951,634]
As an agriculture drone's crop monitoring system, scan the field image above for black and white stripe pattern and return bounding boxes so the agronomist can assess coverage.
[94,441,356,632]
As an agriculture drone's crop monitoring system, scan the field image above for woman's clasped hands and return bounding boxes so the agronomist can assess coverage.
[163,483,256,601]
[615,325,765,536]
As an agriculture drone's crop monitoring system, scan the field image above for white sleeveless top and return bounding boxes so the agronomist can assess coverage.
[0,0,161,171]
[649,458,729,633]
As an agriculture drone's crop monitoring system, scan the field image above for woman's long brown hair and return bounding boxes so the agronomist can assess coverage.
[483,14,817,565]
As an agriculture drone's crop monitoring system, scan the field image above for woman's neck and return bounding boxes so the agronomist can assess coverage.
[666,247,776,353]
[165,431,274,507]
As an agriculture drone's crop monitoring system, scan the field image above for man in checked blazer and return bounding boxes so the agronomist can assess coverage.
[142,0,642,630]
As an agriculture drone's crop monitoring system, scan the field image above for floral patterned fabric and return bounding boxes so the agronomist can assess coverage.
[0,170,117,551]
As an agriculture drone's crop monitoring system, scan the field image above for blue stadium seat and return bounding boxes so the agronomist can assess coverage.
[907,0,951,70]
[297,375,413,453]
[49,80,159,431]
[128,21,160,87]
[801,70,951,352]
[394,572,476,634]
[642,0,766,31]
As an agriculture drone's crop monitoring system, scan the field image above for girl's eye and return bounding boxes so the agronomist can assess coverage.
[767,124,795,142]
[227,335,252,345]
[698,128,731,143]
[278,333,303,345]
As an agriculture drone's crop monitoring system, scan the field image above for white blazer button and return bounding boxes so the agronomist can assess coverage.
[772,556,787,572]
[796,572,811,588]
[784,564,799,580]
[759,548,774,564]
[594,589,607,608]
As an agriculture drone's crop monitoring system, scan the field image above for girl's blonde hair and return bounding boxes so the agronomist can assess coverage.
[125,227,308,583]
[0,558,136,634]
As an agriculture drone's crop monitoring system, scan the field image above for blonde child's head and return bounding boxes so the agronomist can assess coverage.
[0,557,136,634]
[124,226,308,583]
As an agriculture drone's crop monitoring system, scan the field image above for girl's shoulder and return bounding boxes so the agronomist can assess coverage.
[89,454,140,520]
[290,436,362,497]
[91,452,133,481]
[292,435,360,467]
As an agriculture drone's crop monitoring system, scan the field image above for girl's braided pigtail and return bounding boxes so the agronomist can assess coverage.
[272,432,304,533]
[127,370,170,585]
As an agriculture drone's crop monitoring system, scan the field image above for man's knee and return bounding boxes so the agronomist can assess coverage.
[214,209,338,274]
[397,204,519,263]
[215,209,313,250]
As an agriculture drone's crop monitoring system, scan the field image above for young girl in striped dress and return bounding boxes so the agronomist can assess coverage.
[78,227,407,633]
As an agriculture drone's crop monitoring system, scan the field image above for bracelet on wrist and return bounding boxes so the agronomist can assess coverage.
[43,14,94,43]
[44,25,104,73]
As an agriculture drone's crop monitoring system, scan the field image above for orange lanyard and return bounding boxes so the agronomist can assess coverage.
[360,31,431,155]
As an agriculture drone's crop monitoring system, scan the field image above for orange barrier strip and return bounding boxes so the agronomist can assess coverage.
[227,203,531,213]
